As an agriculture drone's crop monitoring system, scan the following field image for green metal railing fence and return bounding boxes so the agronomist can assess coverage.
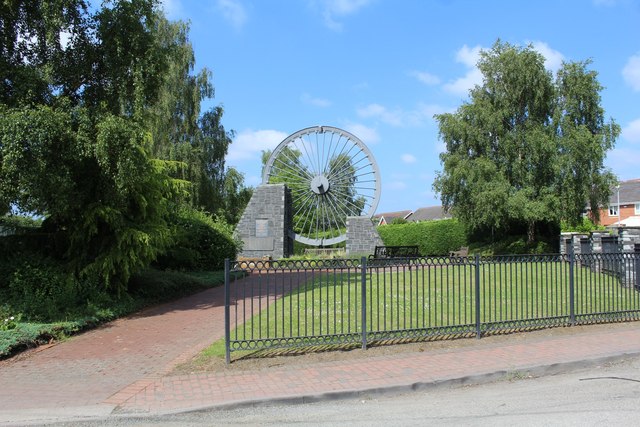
[224,253,640,363]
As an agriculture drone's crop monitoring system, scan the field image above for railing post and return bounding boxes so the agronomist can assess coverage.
[569,252,576,326]
[224,258,231,365]
[361,256,367,350]
[475,253,481,339]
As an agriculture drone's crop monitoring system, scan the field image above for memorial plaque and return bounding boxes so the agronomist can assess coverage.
[255,219,269,237]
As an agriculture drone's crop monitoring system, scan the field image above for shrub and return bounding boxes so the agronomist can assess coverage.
[0,215,42,234]
[377,219,467,256]
[3,255,113,322]
[0,306,19,331]
[561,217,605,233]
[155,207,239,271]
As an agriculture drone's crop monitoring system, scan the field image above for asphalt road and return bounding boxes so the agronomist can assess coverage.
[52,356,640,427]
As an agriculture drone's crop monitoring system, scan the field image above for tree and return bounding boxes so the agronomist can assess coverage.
[144,18,250,220]
[220,167,253,224]
[433,41,619,243]
[0,0,182,292]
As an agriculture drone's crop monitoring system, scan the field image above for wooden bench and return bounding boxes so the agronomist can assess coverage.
[449,246,469,257]
[368,245,419,266]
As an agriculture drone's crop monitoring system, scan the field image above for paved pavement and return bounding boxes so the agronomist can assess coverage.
[1,273,640,425]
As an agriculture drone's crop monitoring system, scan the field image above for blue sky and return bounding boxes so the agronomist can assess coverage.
[162,0,640,215]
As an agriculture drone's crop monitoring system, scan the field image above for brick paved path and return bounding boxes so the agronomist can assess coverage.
[0,273,306,423]
[112,322,640,414]
[1,271,640,424]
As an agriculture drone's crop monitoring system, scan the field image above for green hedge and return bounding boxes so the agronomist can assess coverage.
[377,219,467,256]
[155,207,238,271]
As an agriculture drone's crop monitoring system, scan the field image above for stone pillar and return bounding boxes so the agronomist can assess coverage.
[591,232,605,254]
[235,184,293,259]
[590,231,607,274]
[620,227,640,288]
[559,232,573,255]
[571,234,589,256]
[345,216,383,256]
[620,227,640,252]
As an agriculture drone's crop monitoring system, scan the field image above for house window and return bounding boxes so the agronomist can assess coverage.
[636,203,640,215]
[608,205,619,216]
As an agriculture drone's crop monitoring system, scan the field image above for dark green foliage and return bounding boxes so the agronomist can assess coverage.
[0,1,247,297]
[0,216,42,231]
[0,323,83,358]
[470,235,556,255]
[155,207,238,271]
[434,41,618,244]
[0,258,228,358]
[390,217,408,225]
[127,268,225,300]
[561,217,605,233]
[0,253,111,322]
[377,220,467,256]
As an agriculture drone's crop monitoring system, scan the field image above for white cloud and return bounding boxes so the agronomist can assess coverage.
[401,154,417,164]
[357,102,446,127]
[443,44,485,96]
[622,54,640,92]
[622,118,640,143]
[443,42,564,96]
[227,129,288,162]
[161,0,185,19]
[606,146,640,180]
[216,0,247,30]
[456,44,483,67]
[315,0,373,31]
[343,122,380,144]
[530,41,564,73]
[409,70,440,85]
[357,103,404,126]
[301,93,331,107]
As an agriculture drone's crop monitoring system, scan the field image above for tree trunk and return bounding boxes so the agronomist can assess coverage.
[527,220,536,245]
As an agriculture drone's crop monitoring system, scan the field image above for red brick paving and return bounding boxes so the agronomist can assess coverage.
[1,273,640,423]
[113,324,640,414]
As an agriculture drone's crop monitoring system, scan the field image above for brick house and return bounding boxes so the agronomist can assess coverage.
[592,178,640,226]
[374,210,413,226]
[405,206,452,223]
[375,206,452,225]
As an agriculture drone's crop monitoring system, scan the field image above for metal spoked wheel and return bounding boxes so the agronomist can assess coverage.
[263,126,381,246]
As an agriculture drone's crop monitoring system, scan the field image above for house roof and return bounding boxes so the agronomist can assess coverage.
[374,210,413,225]
[377,210,413,220]
[406,206,452,222]
[610,179,640,205]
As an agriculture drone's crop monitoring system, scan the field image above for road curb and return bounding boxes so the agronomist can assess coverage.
[146,351,640,417]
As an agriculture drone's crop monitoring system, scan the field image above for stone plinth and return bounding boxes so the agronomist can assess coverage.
[346,216,383,255]
[235,184,293,259]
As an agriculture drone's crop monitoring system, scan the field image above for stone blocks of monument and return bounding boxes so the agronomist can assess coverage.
[346,216,383,255]
[235,184,293,259]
